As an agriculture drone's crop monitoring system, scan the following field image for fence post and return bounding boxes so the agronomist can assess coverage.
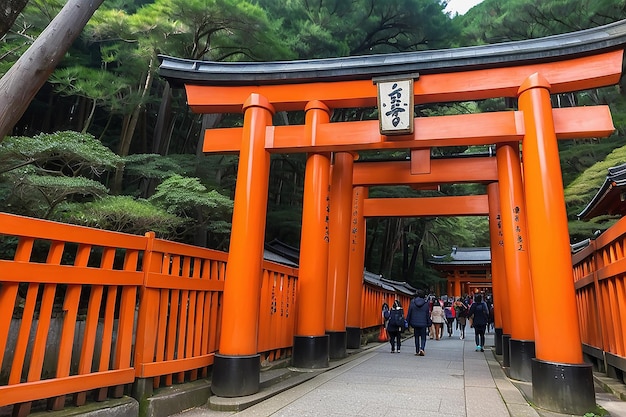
[132,231,159,401]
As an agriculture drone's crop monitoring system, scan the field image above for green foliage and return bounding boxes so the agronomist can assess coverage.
[259,0,455,58]
[457,0,626,46]
[0,131,122,176]
[559,136,622,188]
[0,131,120,218]
[564,144,626,216]
[58,195,186,238]
[149,174,234,248]
[7,168,109,219]
[50,67,126,102]
[569,215,617,243]
[0,0,61,75]
[149,174,232,214]
[123,154,192,180]
[432,217,490,249]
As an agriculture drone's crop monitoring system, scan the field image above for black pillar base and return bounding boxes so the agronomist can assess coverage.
[327,331,347,359]
[292,335,329,369]
[532,358,595,415]
[211,354,260,397]
[346,327,361,349]
[494,328,503,355]
[509,339,535,382]
[502,334,511,367]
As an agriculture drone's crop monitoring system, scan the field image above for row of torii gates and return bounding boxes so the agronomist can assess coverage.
[159,20,626,415]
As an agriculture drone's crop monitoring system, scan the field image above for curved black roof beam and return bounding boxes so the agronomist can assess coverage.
[159,19,626,87]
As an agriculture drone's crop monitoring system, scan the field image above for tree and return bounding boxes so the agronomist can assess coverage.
[148,174,234,249]
[0,0,30,38]
[457,0,626,46]
[0,0,105,140]
[60,195,187,239]
[259,0,455,59]
[0,131,121,218]
[79,0,294,193]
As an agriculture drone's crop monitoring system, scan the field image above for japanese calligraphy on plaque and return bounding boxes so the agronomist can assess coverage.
[376,78,414,135]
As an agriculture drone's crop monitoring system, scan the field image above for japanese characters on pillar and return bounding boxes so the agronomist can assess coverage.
[497,214,504,247]
[513,206,524,251]
[351,189,360,251]
[374,74,418,136]
[325,185,331,242]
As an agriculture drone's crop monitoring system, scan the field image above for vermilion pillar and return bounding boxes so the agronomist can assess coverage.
[293,101,331,369]
[346,186,367,348]
[453,274,461,298]
[326,152,354,359]
[518,73,594,414]
[212,94,273,397]
[496,143,536,381]
[487,183,510,356]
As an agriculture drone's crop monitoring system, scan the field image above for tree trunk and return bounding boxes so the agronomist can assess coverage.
[0,0,30,38]
[381,218,404,278]
[153,82,173,155]
[0,0,105,140]
[112,63,155,194]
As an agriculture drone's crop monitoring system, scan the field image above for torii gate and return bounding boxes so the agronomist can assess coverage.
[159,19,626,414]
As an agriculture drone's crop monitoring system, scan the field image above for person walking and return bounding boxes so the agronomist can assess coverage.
[384,300,405,353]
[444,301,456,337]
[430,298,446,340]
[453,297,469,340]
[468,293,490,352]
[406,289,431,356]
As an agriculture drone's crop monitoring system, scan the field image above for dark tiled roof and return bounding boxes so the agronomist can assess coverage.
[428,247,491,266]
[263,249,299,268]
[380,278,417,296]
[364,271,396,292]
[265,239,300,265]
[571,239,591,254]
[578,163,626,220]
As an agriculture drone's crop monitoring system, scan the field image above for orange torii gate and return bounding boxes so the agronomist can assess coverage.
[353,157,512,364]
[159,19,626,414]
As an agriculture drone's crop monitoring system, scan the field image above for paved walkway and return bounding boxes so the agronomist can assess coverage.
[172,329,626,417]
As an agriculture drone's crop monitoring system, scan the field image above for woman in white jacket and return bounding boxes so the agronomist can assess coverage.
[430,298,447,340]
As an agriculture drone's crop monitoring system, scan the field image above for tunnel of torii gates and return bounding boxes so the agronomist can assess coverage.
[159,19,626,414]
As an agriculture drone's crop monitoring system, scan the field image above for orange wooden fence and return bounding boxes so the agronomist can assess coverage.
[0,213,297,415]
[0,213,145,415]
[572,215,626,378]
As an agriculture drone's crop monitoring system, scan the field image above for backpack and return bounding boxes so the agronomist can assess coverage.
[455,303,468,317]
[388,309,405,330]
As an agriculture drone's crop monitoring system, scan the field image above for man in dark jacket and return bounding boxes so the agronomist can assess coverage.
[468,293,489,352]
[405,289,431,356]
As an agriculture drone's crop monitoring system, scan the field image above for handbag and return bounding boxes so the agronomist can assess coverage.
[378,325,389,342]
